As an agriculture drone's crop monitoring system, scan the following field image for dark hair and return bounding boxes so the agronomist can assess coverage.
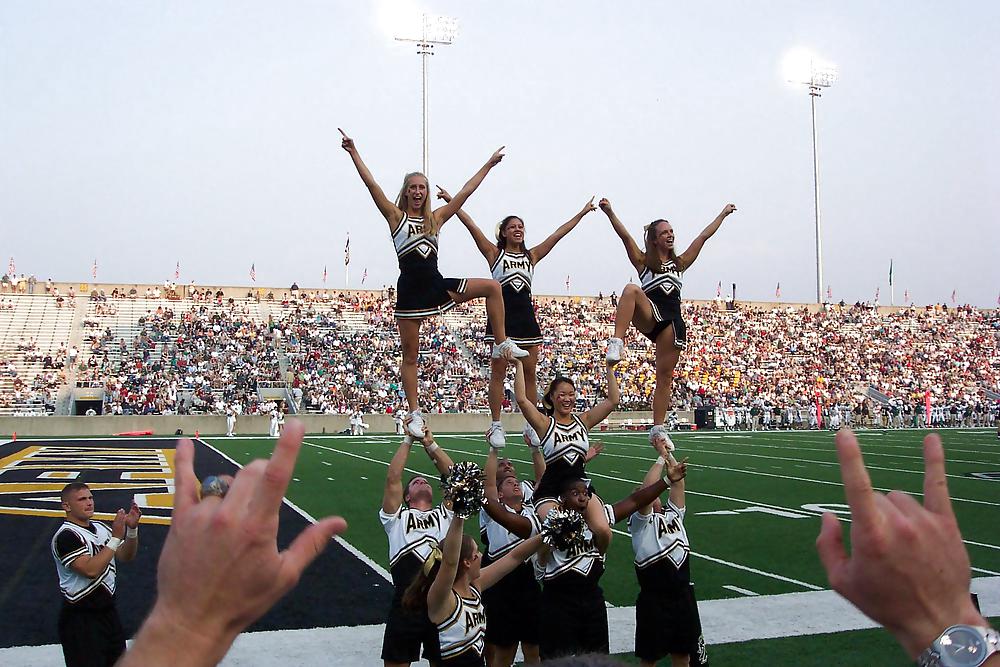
[496,216,533,263]
[401,535,476,611]
[61,482,90,503]
[559,475,588,496]
[403,475,426,504]
[542,376,576,416]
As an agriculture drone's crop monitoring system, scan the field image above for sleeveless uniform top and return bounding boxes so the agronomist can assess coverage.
[629,501,690,573]
[393,215,440,274]
[540,503,614,586]
[51,520,117,605]
[437,588,487,663]
[638,259,687,348]
[490,250,533,293]
[478,480,534,553]
[483,503,541,560]
[539,416,589,467]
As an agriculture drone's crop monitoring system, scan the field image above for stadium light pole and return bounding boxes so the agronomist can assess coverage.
[785,51,837,304]
[395,14,458,177]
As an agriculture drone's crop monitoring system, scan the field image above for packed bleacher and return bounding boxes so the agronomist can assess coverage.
[1,280,997,419]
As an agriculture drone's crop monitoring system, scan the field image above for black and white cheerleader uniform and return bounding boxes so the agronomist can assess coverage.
[484,250,543,347]
[393,214,468,319]
[379,503,454,663]
[480,503,542,648]
[437,588,487,666]
[538,503,615,659]
[629,500,708,666]
[532,415,595,505]
[638,259,687,348]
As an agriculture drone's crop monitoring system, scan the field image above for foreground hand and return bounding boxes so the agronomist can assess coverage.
[665,456,688,483]
[338,128,356,154]
[487,146,505,167]
[815,430,986,658]
[598,197,613,213]
[722,203,737,216]
[584,441,604,462]
[125,501,142,529]
[111,509,127,538]
[123,421,347,666]
[436,186,452,202]
[580,196,597,217]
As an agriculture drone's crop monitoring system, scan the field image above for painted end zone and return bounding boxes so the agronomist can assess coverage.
[0,438,392,649]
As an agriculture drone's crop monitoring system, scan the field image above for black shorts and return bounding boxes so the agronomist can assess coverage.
[381,600,441,663]
[58,603,125,667]
[532,459,597,507]
[539,570,608,659]
[485,286,542,347]
[642,291,687,349]
[395,267,467,320]
[441,650,486,666]
[483,562,541,647]
[635,583,708,665]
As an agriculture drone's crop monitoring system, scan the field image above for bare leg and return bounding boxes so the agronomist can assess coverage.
[523,345,539,404]
[670,654,691,667]
[396,318,422,412]
[614,283,656,339]
[450,278,508,342]
[489,644,516,667]
[652,326,682,425]
[488,356,506,421]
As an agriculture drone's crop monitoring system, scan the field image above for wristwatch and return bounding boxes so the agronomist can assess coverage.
[917,625,1000,667]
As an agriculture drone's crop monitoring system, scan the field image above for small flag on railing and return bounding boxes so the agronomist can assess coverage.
[888,259,893,286]
[904,289,910,303]
[565,275,570,293]
[361,268,368,285]
[250,263,256,283]
[951,289,957,304]
[345,234,350,266]
[7,257,14,276]
[827,285,832,301]
[775,282,781,299]
[717,281,722,298]
[175,261,180,280]
[323,266,327,284]
[875,287,880,302]
[92,259,97,280]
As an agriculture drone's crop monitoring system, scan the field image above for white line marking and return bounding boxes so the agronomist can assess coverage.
[723,584,760,596]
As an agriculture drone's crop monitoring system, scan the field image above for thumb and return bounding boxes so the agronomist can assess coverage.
[279,517,348,584]
[815,512,848,588]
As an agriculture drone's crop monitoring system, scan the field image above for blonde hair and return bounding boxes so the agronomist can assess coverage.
[643,219,681,273]
[396,172,438,235]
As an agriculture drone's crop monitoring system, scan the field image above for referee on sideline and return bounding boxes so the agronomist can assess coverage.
[51,483,141,666]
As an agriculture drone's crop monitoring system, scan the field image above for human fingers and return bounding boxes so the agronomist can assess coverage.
[337,128,347,138]
[815,512,849,588]
[250,420,305,518]
[279,517,349,586]
[173,439,200,512]
[225,461,266,512]
[834,430,878,527]
[921,433,953,516]
[885,489,923,518]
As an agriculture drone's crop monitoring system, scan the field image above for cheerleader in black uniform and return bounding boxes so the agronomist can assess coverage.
[402,512,543,667]
[341,130,528,439]
[511,355,620,549]
[600,198,737,446]
[435,188,597,448]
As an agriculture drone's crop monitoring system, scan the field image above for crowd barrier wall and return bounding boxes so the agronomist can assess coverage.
[0,411,677,438]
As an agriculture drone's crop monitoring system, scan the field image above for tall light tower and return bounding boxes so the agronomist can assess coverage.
[395,13,458,177]
[785,50,837,304]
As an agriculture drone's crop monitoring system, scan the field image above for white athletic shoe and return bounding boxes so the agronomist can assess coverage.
[491,339,530,360]
[649,424,675,452]
[407,410,426,439]
[606,337,625,364]
[523,422,541,449]
[487,422,506,449]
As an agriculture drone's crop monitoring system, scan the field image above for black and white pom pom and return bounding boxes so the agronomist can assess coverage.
[541,507,588,552]
[441,461,486,519]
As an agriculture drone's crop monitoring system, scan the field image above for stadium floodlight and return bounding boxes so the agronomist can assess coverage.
[395,13,459,177]
[783,48,838,304]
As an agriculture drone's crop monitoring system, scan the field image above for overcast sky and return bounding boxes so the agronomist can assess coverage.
[2,1,998,306]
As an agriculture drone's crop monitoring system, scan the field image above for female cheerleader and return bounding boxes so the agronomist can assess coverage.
[402,510,543,666]
[341,129,527,438]
[436,187,597,448]
[512,355,619,547]
[600,198,737,445]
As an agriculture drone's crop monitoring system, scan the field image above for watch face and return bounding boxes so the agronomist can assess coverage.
[939,627,989,667]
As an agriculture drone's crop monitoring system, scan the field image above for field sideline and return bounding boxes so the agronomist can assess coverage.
[2,428,997,665]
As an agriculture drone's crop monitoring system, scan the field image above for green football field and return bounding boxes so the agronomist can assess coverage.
[204,427,1000,665]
